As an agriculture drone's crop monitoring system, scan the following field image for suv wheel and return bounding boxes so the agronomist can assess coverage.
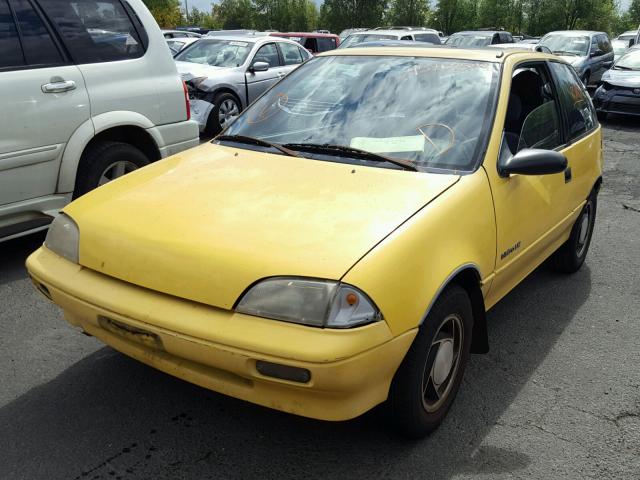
[386,285,473,438]
[206,92,241,135]
[74,141,149,198]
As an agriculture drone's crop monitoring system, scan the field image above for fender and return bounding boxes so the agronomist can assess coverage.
[56,111,163,193]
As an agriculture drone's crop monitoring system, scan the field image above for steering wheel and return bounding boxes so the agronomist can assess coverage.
[417,123,456,157]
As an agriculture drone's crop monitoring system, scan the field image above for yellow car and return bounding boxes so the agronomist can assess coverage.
[27,47,602,438]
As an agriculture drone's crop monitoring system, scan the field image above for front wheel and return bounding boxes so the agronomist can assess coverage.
[386,285,473,438]
[206,92,241,135]
[551,191,597,273]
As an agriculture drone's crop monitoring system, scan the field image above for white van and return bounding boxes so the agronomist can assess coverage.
[0,0,199,242]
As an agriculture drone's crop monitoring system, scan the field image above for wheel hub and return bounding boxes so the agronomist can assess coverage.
[432,340,454,386]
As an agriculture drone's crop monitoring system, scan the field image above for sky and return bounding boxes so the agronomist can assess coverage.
[181,0,633,16]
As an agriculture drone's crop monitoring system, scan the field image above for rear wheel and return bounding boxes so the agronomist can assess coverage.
[386,285,473,438]
[551,190,597,273]
[74,141,149,198]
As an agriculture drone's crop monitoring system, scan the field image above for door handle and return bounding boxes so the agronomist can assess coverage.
[41,80,76,93]
[277,72,286,77]
[564,167,572,183]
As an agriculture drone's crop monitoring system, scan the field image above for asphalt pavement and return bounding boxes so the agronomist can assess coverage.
[1,117,639,480]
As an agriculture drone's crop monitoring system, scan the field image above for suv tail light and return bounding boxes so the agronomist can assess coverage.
[182,81,190,120]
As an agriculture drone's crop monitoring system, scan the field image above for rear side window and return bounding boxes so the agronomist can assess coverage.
[39,0,146,64]
[548,62,597,140]
[12,0,63,65]
[316,37,336,52]
[598,34,612,53]
[278,41,303,65]
[0,0,25,68]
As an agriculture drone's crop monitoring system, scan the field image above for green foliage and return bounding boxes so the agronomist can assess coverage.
[144,0,637,37]
[385,0,430,26]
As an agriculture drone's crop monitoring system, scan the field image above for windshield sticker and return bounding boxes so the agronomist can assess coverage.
[350,136,426,153]
[229,41,248,47]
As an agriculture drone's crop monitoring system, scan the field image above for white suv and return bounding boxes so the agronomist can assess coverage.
[0,0,199,242]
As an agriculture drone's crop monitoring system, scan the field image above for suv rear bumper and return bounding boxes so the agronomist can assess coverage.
[154,120,200,157]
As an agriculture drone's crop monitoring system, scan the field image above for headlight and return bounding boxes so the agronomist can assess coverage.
[235,277,382,328]
[44,213,79,263]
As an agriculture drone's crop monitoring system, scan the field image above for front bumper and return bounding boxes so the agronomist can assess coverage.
[593,87,640,116]
[26,247,416,421]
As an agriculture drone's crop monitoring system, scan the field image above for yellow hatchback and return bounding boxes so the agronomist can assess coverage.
[27,47,602,438]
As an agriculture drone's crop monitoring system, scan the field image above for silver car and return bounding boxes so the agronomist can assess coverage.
[175,35,311,134]
[539,31,614,86]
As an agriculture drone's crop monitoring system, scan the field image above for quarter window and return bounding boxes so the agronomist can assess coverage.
[11,0,63,66]
[39,0,146,64]
[279,41,303,65]
[0,0,24,68]
[548,62,597,140]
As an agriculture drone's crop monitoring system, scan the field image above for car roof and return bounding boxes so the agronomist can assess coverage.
[197,35,299,45]
[452,31,507,35]
[320,45,556,63]
[271,32,339,38]
[543,30,605,37]
[350,29,434,36]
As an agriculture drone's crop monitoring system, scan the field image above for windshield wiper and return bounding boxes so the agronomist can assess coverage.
[553,50,578,56]
[282,143,418,171]
[216,134,300,157]
[613,65,633,70]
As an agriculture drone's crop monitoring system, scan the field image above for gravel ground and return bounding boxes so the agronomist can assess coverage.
[0,118,639,480]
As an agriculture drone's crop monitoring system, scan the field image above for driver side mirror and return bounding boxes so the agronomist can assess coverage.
[249,61,269,72]
[590,49,603,57]
[499,148,567,177]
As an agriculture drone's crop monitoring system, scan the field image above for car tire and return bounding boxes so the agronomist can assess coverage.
[551,190,597,273]
[386,285,473,439]
[74,141,150,199]
[206,92,241,136]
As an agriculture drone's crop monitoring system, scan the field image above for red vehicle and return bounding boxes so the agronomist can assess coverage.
[269,32,340,54]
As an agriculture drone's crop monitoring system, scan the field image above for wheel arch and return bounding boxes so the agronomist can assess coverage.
[57,112,162,193]
[419,264,489,354]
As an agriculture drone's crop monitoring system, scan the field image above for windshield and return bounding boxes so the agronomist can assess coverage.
[445,34,492,47]
[222,55,499,172]
[175,39,253,67]
[539,35,589,56]
[339,34,396,48]
[615,50,640,70]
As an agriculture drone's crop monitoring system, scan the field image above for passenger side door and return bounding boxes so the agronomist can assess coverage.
[245,42,283,104]
[0,0,89,207]
[588,35,606,82]
[484,62,573,306]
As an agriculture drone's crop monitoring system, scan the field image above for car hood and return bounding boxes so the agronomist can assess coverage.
[65,143,459,310]
[602,68,640,87]
[175,61,238,81]
[557,55,585,67]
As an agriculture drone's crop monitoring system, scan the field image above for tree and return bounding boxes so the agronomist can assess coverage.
[629,0,640,25]
[212,0,256,29]
[320,0,387,34]
[432,0,476,34]
[142,0,182,27]
[386,0,430,27]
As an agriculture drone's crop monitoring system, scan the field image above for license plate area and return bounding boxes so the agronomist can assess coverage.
[98,316,163,350]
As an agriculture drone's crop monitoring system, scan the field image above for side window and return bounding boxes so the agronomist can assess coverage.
[316,37,335,52]
[278,41,303,65]
[599,34,612,53]
[503,64,563,153]
[503,33,514,43]
[0,0,25,68]
[548,61,597,140]
[400,35,412,40]
[303,37,318,53]
[11,0,63,66]
[253,43,280,68]
[590,36,599,54]
[414,33,440,44]
[39,0,146,64]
